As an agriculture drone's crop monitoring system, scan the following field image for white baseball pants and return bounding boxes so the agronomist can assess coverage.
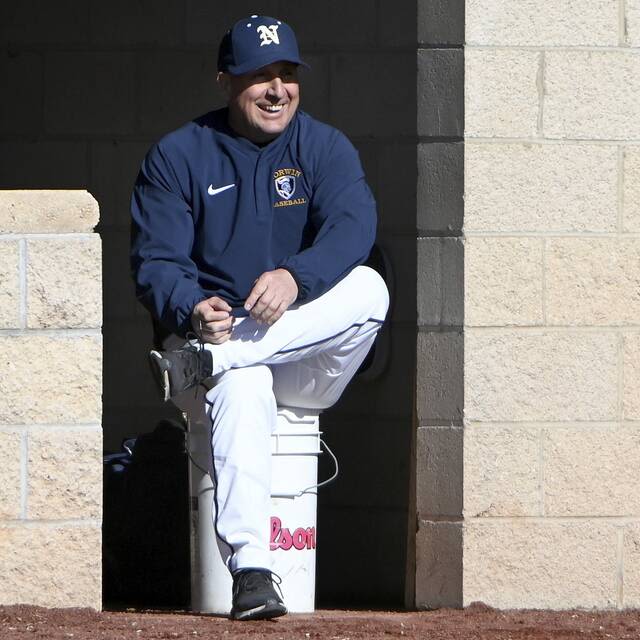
[200,265,389,572]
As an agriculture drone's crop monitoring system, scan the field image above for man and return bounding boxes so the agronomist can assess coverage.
[131,15,389,620]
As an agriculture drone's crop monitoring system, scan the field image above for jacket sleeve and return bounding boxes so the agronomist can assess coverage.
[130,142,206,335]
[277,131,377,302]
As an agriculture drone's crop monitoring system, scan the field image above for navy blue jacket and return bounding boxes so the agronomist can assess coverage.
[131,108,377,335]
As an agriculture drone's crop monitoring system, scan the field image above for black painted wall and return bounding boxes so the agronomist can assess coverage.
[0,1,421,607]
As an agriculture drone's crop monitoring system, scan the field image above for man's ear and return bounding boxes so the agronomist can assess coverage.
[217,72,231,97]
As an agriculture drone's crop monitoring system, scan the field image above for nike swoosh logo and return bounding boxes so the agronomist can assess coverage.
[208,183,235,196]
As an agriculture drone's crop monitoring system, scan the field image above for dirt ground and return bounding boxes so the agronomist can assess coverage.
[2,604,640,640]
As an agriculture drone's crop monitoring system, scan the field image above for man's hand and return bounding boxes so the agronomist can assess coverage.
[191,296,234,344]
[244,269,298,325]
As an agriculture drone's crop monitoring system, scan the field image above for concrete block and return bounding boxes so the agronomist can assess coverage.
[281,1,377,48]
[318,416,410,510]
[89,140,151,229]
[27,236,102,329]
[89,0,184,44]
[417,330,463,423]
[545,51,640,140]
[418,237,464,327]
[464,425,540,517]
[331,53,416,138]
[465,236,543,327]
[416,520,463,608]
[45,53,135,135]
[467,0,618,46]
[375,232,415,325]
[0,525,101,609]
[0,51,42,135]
[418,49,464,137]
[0,142,89,189]
[136,52,222,136]
[546,238,640,326]
[465,143,617,233]
[298,54,330,123]
[377,142,416,233]
[0,1,89,44]
[623,145,640,232]
[0,430,22,519]
[186,0,280,45]
[416,426,463,518]
[317,506,407,604]
[465,49,539,138]
[378,0,418,47]
[0,240,21,329]
[336,324,415,419]
[465,330,618,422]
[628,0,640,46]
[624,522,640,607]
[0,191,99,234]
[417,142,464,234]
[0,335,102,425]
[544,426,640,516]
[463,520,618,608]
[418,0,465,45]
[623,332,640,420]
[101,230,140,321]
[27,427,102,520]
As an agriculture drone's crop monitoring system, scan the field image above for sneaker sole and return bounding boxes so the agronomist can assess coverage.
[230,600,287,621]
[148,350,170,402]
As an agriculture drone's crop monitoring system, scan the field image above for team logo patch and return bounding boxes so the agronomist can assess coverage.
[275,175,296,200]
[257,24,280,46]
[273,167,306,208]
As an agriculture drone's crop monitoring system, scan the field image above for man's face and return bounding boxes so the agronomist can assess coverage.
[219,61,300,144]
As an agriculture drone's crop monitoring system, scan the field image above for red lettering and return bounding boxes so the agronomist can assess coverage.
[278,526,293,550]
[270,517,316,551]
[306,526,316,549]
[292,528,307,550]
[270,516,281,551]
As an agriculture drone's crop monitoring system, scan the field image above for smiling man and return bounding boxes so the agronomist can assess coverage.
[131,15,388,620]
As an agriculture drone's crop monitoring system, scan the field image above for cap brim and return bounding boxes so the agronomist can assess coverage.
[226,53,310,75]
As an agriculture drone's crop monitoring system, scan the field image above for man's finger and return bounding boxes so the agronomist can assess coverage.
[199,308,231,323]
[201,317,234,333]
[258,296,283,324]
[250,287,276,319]
[271,301,289,324]
[207,296,232,312]
[201,330,232,345]
[245,280,268,311]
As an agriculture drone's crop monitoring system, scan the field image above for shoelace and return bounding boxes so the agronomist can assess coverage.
[234,570,284,600]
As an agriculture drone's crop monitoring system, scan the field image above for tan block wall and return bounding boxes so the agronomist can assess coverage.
[465,3,639,609]
[0,191,102,610]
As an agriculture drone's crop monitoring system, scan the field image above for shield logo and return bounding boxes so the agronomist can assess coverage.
[275,175,296,200]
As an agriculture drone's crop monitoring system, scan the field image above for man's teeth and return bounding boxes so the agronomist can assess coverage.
[261,104,284,112]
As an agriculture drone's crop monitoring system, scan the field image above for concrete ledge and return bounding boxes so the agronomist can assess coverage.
[0,191,99,234]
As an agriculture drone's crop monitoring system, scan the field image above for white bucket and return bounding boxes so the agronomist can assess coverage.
[188,407,332,614]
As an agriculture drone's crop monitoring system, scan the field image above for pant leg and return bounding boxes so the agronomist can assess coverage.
[202,266,389,573]
[270,316,383,410]
[201,266,390,376]
[204,365,277,573]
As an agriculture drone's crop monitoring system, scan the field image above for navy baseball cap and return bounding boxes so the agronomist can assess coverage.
[217,15,309,75]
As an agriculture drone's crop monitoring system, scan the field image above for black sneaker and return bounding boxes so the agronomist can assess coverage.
[230,569,287,621]
[148,345,213,401]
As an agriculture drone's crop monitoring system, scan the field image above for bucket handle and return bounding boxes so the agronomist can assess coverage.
[187,437,340,499]
[270,438,339,499]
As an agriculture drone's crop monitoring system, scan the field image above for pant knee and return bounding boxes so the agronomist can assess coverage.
[205,365,275,410]
[351,265,390,319]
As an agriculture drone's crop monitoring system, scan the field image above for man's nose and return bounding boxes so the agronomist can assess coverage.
[266,77,285,98]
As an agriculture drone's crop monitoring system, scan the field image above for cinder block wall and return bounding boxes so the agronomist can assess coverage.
[0,190,102,609]
[463,0,640,608]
